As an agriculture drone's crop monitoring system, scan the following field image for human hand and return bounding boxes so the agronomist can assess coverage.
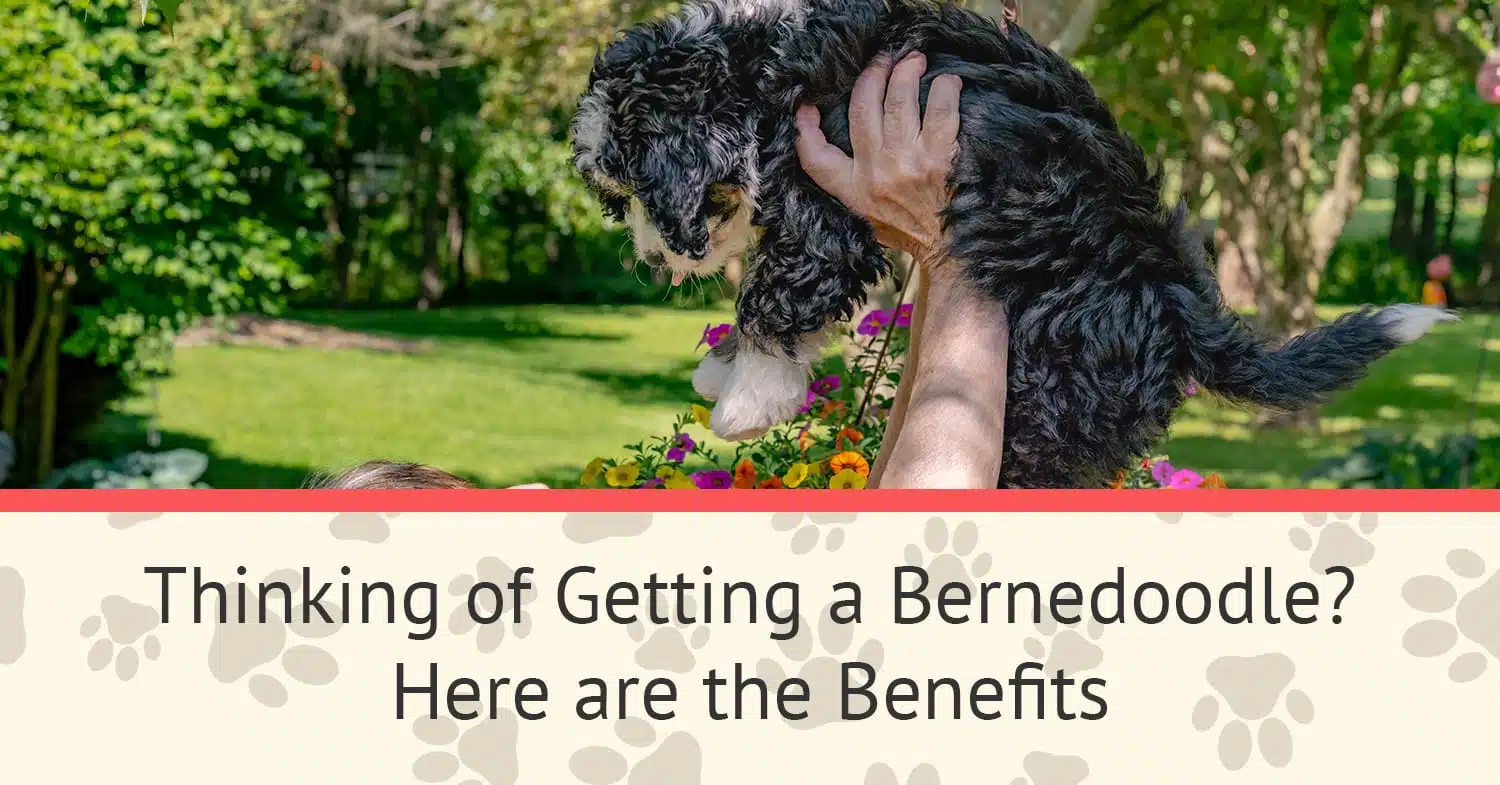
[794,52,963,266]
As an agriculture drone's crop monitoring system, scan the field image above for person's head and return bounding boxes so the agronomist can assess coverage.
[308,460,474,490]
[1428,254,1453,281]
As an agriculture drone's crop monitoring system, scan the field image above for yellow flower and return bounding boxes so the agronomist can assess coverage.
[808,461,826,477]
[605,462,641,488]
[581,457,606,486]
[691,404,713,429]
[829,451,870,478]
[665,473,697,490]
[782,463,809,488]
[829,469,867,489]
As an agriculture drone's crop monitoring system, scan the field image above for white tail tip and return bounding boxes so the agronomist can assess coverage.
[1375,304,1459,344]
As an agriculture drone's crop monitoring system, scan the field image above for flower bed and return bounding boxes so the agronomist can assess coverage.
[578,307,1223,490]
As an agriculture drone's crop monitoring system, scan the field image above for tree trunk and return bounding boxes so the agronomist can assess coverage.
[448,167,469,302]
[417,142,445,311]
[328,145,357,306]
[1444,141,1462,253]
[35,278,69,482]
[1390,153,1416,256]
[1479,140,1500,297]
[1178,159,1205,210]
[1418,179,1439,263]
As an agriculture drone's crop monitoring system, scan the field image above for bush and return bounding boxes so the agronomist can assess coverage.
[44,448,211,489]
[1319,238,1486,307]
[1302,431,1500,489]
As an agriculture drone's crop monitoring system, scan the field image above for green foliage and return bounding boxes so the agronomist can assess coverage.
[1318,238,1429,305]
[0,0,331,373]
[1303,431,1500,489]
[44,447,211,488]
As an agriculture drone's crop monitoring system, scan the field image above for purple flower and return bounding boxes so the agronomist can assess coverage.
[810,375,841,396]
[797,389,818,414]
[642,478,664,489]
[666,433,695,463]
[697,323,733,349]
[1168,469,1204,489]
[1151,460,1175,486]
[856,309,894,336]
[1185,379,1199,396]
[895,303,914,327]
[692,470,734,489]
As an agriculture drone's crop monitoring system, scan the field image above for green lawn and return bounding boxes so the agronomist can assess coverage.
[86,302,1497,489]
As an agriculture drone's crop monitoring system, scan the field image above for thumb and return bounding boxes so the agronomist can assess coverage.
[794,105,853,196]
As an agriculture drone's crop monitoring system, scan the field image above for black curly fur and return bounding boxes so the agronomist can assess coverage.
[573,0,1437,488]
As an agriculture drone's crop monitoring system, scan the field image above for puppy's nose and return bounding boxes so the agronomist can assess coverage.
[665,220,709,261]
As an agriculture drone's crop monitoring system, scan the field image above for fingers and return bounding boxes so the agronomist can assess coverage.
[919,74,963,161]
[848,54,893,158]
[883,52,927,145]
[794,105,853,194]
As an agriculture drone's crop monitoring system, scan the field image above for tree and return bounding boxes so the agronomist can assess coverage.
[0,0,329,483]
[1085,1,1417,338]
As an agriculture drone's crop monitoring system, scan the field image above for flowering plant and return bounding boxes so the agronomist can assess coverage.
[578,299,1225,490]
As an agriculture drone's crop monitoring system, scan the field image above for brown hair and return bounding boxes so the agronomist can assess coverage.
[308,460,475,490]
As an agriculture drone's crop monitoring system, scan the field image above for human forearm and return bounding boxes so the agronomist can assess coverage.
[876,269,1008,489]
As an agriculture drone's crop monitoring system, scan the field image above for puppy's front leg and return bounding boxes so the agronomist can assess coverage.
[702,219,887,440]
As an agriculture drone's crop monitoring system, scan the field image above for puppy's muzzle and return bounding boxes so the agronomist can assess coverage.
[661,219,710,261]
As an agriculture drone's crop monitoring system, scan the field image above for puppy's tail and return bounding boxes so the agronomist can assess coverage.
[1184,302,1457,411]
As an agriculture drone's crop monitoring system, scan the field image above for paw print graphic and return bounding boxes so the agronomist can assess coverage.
[328,512,395,543]
[1401,548,1500,683]
[81,595,161,681]
[447,557,538,654]
[1154,511,1235,524]
[1007,751,1090,785]
[0,566,24,665]
[411,712,521,785]
[1023,617,1104,675]
[569,718,703,785]
[563,512,654,544]
[756,602,885,730]
[1191,653,1314,770]
[1288,512,1377,572]
[864,762,940,785]
[901,518,993,598]
[206,568,341,708]
[770,512,857,554]
[623,594,710,674]
[106,512,163,530]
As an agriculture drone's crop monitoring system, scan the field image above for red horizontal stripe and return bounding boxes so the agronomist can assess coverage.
[0,489,1496,514]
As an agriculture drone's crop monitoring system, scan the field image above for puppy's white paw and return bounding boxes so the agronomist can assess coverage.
[692,351,734,402]
[709,349,809,441]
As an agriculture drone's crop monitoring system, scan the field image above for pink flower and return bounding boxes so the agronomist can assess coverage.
[1151,460,1175,486]
[642,478,664,488]
[856,309,893,336]
[810,375,841,395]
[895,303,914,327]
[797,389,818,414]
[692,470,734,489]
[697,323,732,349]
[666,433,695,463]
[1168,469,1204,489]
[1185,379,1198,396]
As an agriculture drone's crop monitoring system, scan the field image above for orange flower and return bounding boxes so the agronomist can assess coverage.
[1203,473,1227,489]
[758,476,784,489]
[820,400,847,419]
[733,458,758,489]
[1108,471,1125,490]
[829,451,870,478]
[836,426,863,450]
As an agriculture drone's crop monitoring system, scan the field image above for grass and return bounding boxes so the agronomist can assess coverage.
[86,301,1497,490]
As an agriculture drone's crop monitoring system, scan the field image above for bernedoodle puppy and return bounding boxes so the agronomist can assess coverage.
[570,0,1455,488]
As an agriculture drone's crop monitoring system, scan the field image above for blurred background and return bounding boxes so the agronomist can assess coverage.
[2,0,1498,489]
